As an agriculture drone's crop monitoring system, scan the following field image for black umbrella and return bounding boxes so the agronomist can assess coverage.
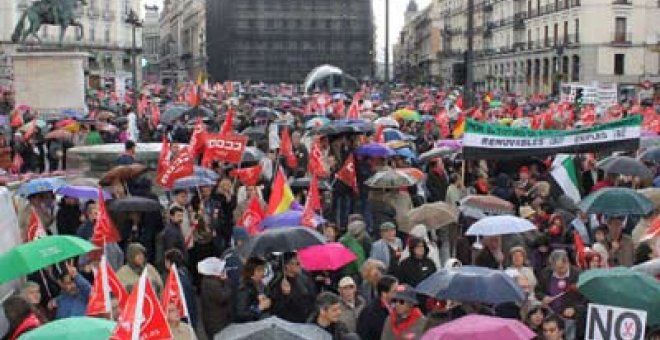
[241,147,266,164]
[289,177,332,191]
[245,227,326,257]
[108,197,162,212]
[639,147,660,164]
[241,126,267,141]
[598,156,654,179]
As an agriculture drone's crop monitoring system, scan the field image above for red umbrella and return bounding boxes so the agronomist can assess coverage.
[55,119,76,128]
[298,242,357,271]
[45,129,73,140]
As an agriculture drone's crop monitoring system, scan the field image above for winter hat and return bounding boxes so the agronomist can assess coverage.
[347,220,366,238]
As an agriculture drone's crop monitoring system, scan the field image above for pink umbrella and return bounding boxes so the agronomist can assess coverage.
[421,315,536,340]
[298,242,357,271]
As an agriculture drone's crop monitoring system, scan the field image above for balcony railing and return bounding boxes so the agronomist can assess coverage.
[528,0,580,19]
[612,0,632,5]
[612,32,632,45]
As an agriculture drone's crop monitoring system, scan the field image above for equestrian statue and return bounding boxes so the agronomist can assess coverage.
[12,0,87,46]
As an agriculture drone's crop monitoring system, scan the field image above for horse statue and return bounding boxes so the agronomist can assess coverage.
[11,0,87,46]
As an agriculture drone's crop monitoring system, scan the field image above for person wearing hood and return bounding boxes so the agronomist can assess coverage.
[380,284,427,340]
[400,224,442,269]
[396,238,436,287]
[116,243,163,294]
[222,227,249,291]
[339,220,369,279]
[198,257,233,339]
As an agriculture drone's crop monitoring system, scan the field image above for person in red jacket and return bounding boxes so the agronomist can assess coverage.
[2,295,42,340]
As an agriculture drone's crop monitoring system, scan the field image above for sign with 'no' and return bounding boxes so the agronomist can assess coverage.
[586,303,646,340]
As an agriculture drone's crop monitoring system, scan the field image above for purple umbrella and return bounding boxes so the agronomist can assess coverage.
[56,185,112,200]
[261,210,325,229]
[435,139,463,151]
[354,143,396,157]
[421,315,536,340]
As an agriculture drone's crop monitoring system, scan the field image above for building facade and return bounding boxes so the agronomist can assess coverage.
[394,0,443,84]
[0,0,143,91]
[159,0,206,85]
[206,0,374,83]
[143,4,160,83]
[431,0,660,95]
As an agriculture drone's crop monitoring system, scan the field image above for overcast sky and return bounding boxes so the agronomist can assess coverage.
[143,0,432,62]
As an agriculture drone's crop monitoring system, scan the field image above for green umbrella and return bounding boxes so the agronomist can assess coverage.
[19,317,116,340]
[577,187,655,216]
[578,267,660,326]
[0,236,96,284]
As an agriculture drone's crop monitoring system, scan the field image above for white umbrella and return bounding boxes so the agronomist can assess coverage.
[374,116,400,128]
[466,216,536,236]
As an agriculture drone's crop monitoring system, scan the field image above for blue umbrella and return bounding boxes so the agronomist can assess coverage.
[172,176,216,190]
[384,128,415,142]
[261,210,325,229]
[16,178,67,197]
[394,147,417,162]
[416,266,525,305]
[56,185,112,200]
[354,143,396,157]
[194,166,219,181]
[61,109,84,119]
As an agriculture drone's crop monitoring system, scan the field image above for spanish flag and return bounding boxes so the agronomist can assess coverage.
[266,168,295,215]
[453,114,466,139]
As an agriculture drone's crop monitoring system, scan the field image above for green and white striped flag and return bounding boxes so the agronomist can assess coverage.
[551,154,581,203]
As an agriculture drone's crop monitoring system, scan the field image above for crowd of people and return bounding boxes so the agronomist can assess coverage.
[0,82,659,340]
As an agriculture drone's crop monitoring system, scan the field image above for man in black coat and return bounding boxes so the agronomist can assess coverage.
[268,252,317,323]
[356,275,398,340]
[161,206,188,262]
[426,159,449,202]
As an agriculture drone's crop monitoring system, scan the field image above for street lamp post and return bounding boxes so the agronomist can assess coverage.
[384,0,390,99]
[125,9,143,113]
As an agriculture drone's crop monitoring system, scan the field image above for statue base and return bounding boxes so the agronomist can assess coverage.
[12,50,88,117]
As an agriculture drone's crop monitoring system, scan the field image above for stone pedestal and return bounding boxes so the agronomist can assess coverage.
[12,51,87,116]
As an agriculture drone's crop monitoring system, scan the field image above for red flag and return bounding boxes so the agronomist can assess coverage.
[346,92,363,119]
[110,271,172,340]
[220,107,235,135]
[156,148,194,188]
[201,133,248,166]
[239,196,265,235]
[91,187,121,246]
[336,154,358,194]
[25,207,47,242]
[23,119,37,140]
[373,124,385,143]
[307,176,322,211]
[573,231,587,269]
[189,118,207,157]
[151,103,161,127]
[308,137,328,178]
[160,264,190,323]
[186,85,199,107]
[301,191,316,229]
[87,255,129,316]
[156,136,170,180]
[10,110,23,128]
[230,164,263,186]
[280,126,298,169]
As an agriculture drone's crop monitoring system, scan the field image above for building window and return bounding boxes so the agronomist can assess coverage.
[575,19,579,42]
[267,19,274,28]
[614,17,627,42]
[104,27,110,43]
[90,26,95,41]
[564,21,568,43]
[554,23,558,45]
[614,54,625,75]
[544,26,548,47]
